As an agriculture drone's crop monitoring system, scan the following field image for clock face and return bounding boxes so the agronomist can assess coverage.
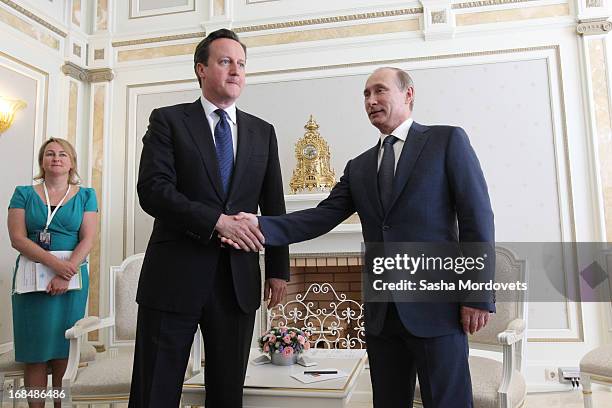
[302,144,318,159]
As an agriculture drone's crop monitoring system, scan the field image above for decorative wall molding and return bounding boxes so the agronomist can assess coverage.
[115,18,422,62]
[233,8,423,34]
[577,0,611,20]
[71,0,81,28]
[0,5,60,50]
[577,18,612,35]
[456,4,569,26]
[96,0,109,32]
[203,0,233,33]
[585,39,612,240]
[61,61,88,82]
[61,62,114,83]
[88,36,113,69]
[89,68,114,83]
[88,82,108,340]
[452,0,540,9]
[0,0,67,37]
[107,1,573,51]
[111,8,423,48]
[587,0,604,6]
[420,0,455,40]
[112,32,205,47]
[128,0,195,19]
[66,80,78,145]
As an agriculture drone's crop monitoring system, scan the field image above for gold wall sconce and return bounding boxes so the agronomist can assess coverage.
[0,96,27,134]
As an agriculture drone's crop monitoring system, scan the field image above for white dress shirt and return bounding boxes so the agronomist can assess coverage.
[200,95,238,160]
[377,117,414,172]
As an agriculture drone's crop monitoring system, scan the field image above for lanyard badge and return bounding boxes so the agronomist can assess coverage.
[36,182,71,250]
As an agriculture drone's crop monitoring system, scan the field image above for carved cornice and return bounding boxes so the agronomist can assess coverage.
[111,8,423,47]
[89,68,114,83]
[61,62,114,83]
[0,0,67,37]
[233,8,423,33]
[453,0,539,9]
[112,32,205,47]
[577,18,612,35]
[61,62,88,82]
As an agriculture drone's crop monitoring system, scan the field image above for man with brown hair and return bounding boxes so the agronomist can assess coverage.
[129,29,289,408]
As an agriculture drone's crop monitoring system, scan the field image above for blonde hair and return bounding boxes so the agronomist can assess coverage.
[34,137,81,185]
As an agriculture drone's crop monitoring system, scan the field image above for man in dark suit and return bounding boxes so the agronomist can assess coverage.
[129,29,289,408]
[224,67,495,407]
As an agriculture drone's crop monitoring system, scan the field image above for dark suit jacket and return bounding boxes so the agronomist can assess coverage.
[136,99,289,314]
[260,122,494,337]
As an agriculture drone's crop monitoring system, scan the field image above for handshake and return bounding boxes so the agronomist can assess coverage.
[215,212,263,251]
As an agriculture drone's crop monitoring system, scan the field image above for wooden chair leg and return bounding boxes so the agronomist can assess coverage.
[582,374,593,408]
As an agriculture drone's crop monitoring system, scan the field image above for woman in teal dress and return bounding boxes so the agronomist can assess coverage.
[7,137,97,408]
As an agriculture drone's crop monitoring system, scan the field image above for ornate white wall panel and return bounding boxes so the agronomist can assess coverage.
[130,0,194,18]
[0,54,49,344]
[117,46,580,334]
[113,0,208,36]
[6,0,67,28]
[234,0,418,27]
[0,1,64,51]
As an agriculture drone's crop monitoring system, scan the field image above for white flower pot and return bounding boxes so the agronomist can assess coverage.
[271,352,298,366]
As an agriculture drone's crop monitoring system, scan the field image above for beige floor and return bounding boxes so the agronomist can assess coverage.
[346,390,612,408]
[2,389,612,407]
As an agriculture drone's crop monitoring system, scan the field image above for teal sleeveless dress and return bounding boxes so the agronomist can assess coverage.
[9,185,97,363]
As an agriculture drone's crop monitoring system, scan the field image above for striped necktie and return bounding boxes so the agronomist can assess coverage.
[214,109,234,196]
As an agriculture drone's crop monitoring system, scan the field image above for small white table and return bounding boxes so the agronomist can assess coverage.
[182,348,367,408]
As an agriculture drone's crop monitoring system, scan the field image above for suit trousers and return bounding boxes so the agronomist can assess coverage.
[365,303,473,408]
[129,250,256,408]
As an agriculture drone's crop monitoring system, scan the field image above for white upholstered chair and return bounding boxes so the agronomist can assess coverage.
[580,344,612,408]
[61,253,202,407]
[580,248,612,407]
[414,246,528,408]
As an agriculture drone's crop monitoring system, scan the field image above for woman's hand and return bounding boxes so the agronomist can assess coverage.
[51,258,78,280]
[47,276,69,295]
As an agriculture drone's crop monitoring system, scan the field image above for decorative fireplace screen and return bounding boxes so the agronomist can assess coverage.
[267,282,365,349]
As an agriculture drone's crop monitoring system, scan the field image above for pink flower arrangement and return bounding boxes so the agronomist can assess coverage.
[259,327,311,357]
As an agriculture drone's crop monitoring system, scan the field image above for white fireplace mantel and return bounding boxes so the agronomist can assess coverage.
[280,193,363,254]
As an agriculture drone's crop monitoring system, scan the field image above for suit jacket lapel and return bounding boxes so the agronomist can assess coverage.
[388,122,430,212]
[183,100,224,201]
[363,144,384,219]
[227,109,254,200]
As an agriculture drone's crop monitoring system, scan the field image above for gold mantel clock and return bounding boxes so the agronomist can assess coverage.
[289,115,336,194]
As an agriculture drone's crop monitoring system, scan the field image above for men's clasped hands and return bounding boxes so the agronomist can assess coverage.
[216,212,286,308]
[216,212,262,251]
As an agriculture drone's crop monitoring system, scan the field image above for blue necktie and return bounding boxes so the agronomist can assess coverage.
[214,109,234,196]
[378,135,399,212]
